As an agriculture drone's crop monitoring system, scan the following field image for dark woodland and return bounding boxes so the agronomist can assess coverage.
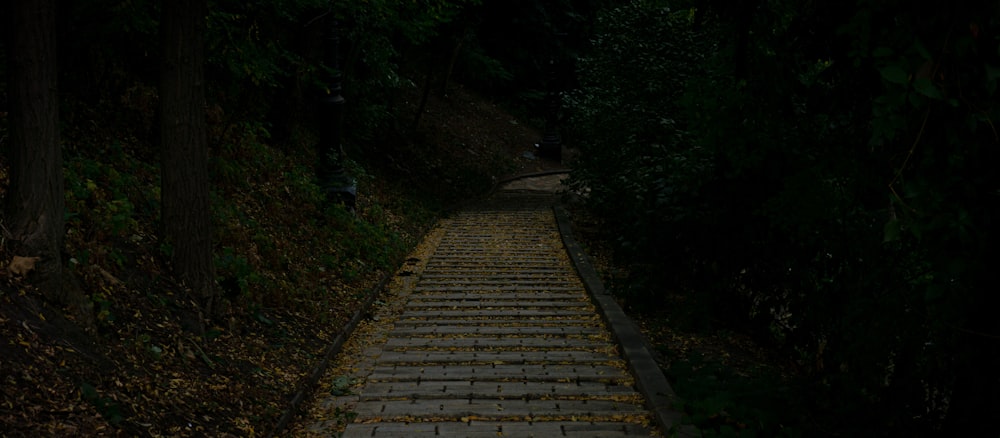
[1,0,997,436]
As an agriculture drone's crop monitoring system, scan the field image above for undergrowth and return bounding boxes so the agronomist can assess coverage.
[0,83,482,434]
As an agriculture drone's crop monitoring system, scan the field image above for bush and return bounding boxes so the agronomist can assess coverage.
[567,0,1000,433]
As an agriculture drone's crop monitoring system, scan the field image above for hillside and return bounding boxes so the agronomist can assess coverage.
[0,81,560,437]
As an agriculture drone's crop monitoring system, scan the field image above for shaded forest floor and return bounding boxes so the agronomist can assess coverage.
[567,211,834,436]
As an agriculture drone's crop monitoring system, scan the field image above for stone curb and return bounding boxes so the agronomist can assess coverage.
[490,169,571,195]
[553,205,697,438]
[266,269,396,438]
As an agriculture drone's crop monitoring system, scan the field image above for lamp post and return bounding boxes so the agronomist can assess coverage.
[536,30,566,161]
[316,23,356,211]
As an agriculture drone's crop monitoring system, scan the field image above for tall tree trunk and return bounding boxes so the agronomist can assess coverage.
[4,0,66,302]
[160,0,216,321]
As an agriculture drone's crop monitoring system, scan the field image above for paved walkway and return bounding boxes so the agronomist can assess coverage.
[302,181,683,437]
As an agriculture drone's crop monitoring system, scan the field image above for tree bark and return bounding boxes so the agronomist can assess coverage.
[160,0,216,320]
[3,0,66,302]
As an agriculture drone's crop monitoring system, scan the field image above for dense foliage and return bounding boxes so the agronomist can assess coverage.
[568,0,999,435]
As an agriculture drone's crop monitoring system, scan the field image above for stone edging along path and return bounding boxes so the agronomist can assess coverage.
[552,205,695,437]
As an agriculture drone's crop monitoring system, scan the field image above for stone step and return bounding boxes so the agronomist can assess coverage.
[357,380,640,401]
[397,309,595,319]
[382,335,609,350]
[416,279,577,286]
[388,326,604,337]
[421,268,568,274]
[391,317,602,327]
[342,418,656,436]
[433,247,554,253]
[413,285,580,292]
[404,292,586,301]
[374,351,623,366]
[350,398,648,420]
[403,301,591,310]
[342,422,653,438]
[418,273,577,280]
[366,364,630,383]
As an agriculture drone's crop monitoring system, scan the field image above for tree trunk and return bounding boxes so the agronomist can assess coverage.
[160,0,216,321]
[4,0,66,302]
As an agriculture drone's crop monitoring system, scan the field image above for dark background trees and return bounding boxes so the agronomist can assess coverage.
[566,0,999,435]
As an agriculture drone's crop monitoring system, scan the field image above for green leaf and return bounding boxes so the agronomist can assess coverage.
[924,285,945,302]
[330,375,353,396]
[872,46,894,57]
[254,311,274,326]
[913,77,943,99]
[879,65,909,85]
[986,65,1000,82]
[79,382,124,424]
[203,328,224,340]
[986,65,1000,95]
[883,218,901,242]
[80,382,99,401]
[913,39,932,60]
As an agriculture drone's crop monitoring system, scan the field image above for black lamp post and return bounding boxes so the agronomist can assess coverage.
[316,23,356,211]
[536,30,566,161]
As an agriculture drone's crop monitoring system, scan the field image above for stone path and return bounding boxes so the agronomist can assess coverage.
[497,171,569,192]
[303,186,680,437]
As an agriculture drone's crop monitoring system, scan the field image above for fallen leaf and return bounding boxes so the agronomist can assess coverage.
[7,256,41,277]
